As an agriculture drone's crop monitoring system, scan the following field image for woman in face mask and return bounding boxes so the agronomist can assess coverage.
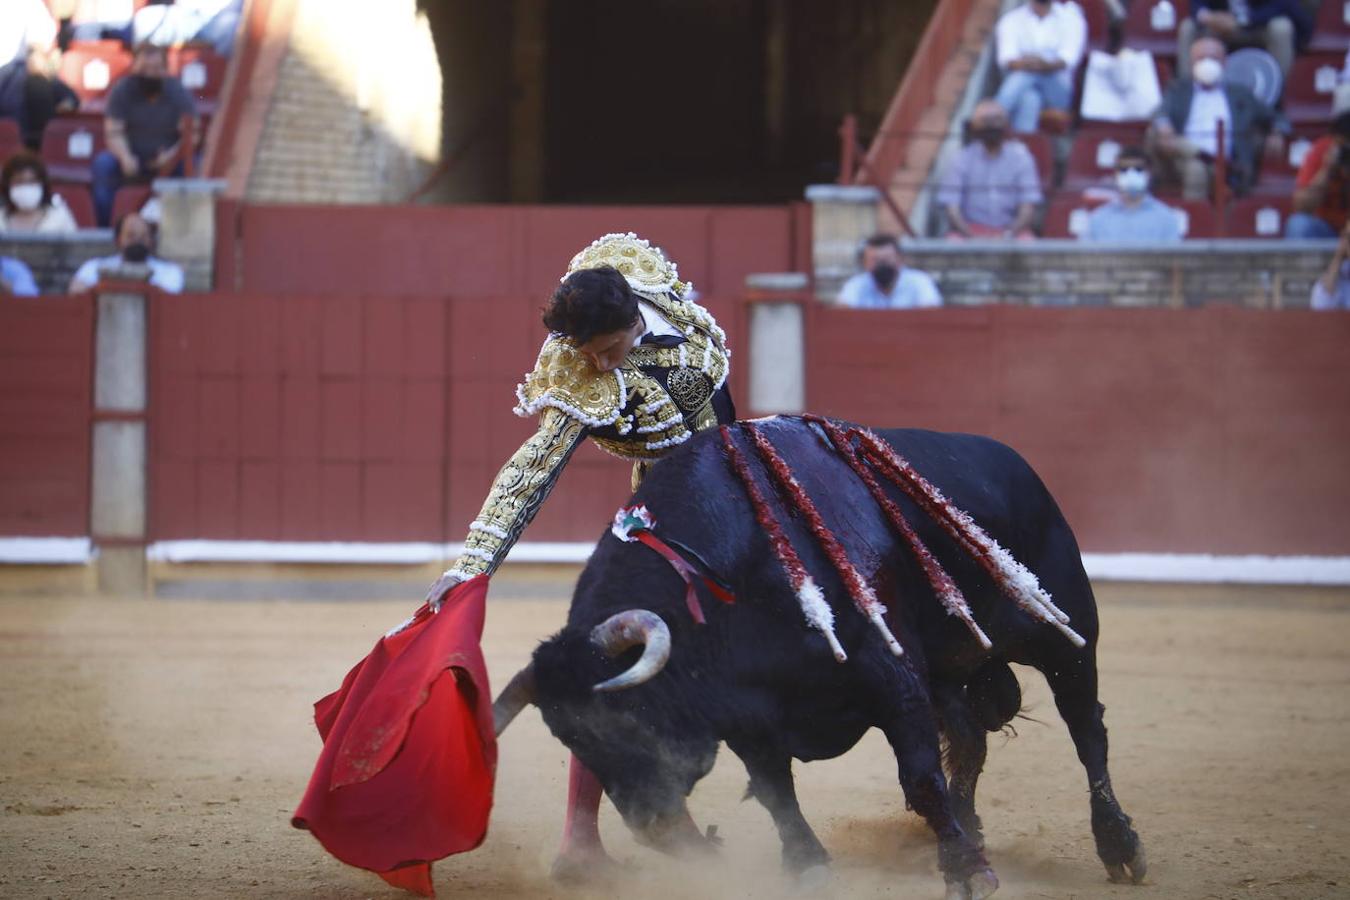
[0,152,77,234]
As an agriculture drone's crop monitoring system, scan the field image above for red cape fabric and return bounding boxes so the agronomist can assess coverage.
[292,576,496,897]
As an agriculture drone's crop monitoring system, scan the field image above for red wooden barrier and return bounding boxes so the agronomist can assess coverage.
[0,297,93,537]
[806,306,1350,556]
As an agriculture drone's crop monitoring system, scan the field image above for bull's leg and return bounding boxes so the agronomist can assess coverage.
[551,755,617,881]
[737,749,830,877]
[934,682,989,850]
[866,658,997,900]
[1037,649,1147,884]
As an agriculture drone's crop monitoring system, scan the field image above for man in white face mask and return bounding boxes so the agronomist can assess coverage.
[1083,146,1183,242]
[1146,37,1285,200]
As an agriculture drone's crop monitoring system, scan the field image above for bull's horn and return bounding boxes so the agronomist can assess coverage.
[590,610,671,693]
[492,664,537,736]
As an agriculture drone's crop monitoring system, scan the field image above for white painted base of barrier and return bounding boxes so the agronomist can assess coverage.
[4,539,1350,585]
[0,537,95,564]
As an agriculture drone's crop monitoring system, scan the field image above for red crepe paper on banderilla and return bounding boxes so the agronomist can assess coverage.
[292,576,497,897]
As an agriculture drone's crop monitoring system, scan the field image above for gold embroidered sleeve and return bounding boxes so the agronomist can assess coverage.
[449,407,587,578]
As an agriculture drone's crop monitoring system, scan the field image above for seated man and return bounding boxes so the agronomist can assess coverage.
[0,45,78,151]
[90,42,197,227]
[1082,146,1183,242]
[837,234,942,308]
[937,100,1042,240]
[1177,0,1310,83]
[1311,222,1350,309]
[1147,37,1284,200]
[1286,112,1350,240]
[994,0,1087,134]
[0,255,39,296]
[68,210,183,293]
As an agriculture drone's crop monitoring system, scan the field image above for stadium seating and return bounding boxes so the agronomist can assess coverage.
[1042,193,1213,239]
[1250,127,1326,197]
[52,184,97,228]
[110,184,153,224]
[1062,124,1147,191]
[169,46,230,114]
[1224,195,1292,238]
[58,41,132,107]
[1282,53,1344,125]
[0,119,21,160]
[1042,195,1107,237]
[1122,0,1190,58]
[39,118,106,183]
[1079,0,1111,51]
[1308,0,1350,53]
[1021,132,1056,189]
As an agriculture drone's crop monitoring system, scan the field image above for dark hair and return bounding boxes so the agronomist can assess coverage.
[133,41,168,61]
[864,233,900,251]
[1333,112,1350,140]
[543,266,640,344]
[0,152,54,213]
[1115,145,1150,167]
[113,211,156,247]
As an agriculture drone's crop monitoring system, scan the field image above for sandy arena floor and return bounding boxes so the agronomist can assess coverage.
[1,574,1348,900]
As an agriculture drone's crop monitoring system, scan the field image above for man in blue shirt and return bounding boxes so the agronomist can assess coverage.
[1,255,38,296]
[837,234,943,308]
[1083,146,1184,243]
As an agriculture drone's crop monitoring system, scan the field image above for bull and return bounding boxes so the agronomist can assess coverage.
[493,416,1146,898]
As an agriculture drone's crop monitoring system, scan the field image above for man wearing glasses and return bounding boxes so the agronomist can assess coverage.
[1083,146,1183,242]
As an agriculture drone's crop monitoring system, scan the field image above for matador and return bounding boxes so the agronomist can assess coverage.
[422,231,735,876]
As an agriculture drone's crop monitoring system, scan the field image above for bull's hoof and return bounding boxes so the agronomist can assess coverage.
[944,867,999,900]
[550,846,620,884]
[795,864,832,892]
[1104,844,1148,885]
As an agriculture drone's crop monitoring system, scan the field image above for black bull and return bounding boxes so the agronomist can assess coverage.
[494,416,1146,897]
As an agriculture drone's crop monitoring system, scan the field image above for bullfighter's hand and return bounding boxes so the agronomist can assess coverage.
[423,569,464,612]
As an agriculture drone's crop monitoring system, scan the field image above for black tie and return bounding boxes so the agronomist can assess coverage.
[639,332,687,348]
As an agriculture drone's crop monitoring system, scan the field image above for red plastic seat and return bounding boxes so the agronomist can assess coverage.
[1308,0,1350,53]
[169,45,229,114]
[1282,53,1344,125]
[1042,195,1107,237]
[1249,127,1327,197]
[110,184,153,225]
[1223,195,1292,238]
[1019,132,1056,189]
[1063,124,1148,190]
[1123,0,1190,57]
[51,184,96,228]
[1078,0,1111,50]
[0,118,21,158]
[57,41,132,105]
[39,118,106,183]
[1173,199,1216,238]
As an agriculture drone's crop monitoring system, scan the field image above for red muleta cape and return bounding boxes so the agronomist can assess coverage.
[292,576,496,897]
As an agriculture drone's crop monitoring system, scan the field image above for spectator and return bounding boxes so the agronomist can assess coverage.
[938,100,1042,240]
[58,0,136,44]
[90,43,197,227]
[0,46,79,150]
[1082,146,1183,242]
[0,152,77,233]
[68,210,183,293]
[0,255,39,296]
[133,0,244,56]
[0,0,58,67]
[1147,37,1285,200]
[1311,222,1350,309]
[994,0,1087,134]
[1286,112,1350,240]
[837,234,942,309]
[1177,1,1310,84]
